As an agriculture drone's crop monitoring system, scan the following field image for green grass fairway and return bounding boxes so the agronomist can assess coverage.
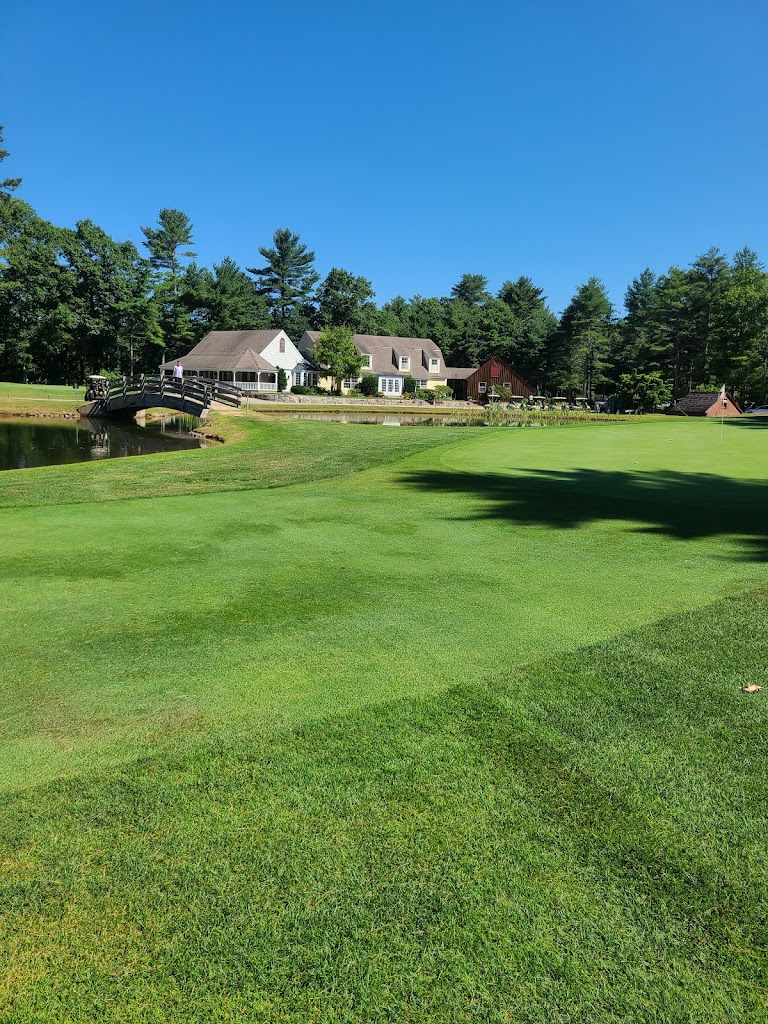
[0,381,85,400]
[0,380,84,417]
[2,592,767,1022]
[1,416,766,792]
[1,415,767,1021]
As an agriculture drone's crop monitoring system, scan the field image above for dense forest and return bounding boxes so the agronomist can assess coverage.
[1,128,767,403]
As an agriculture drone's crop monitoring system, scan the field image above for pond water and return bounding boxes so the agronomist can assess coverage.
[0,415,204,471]
[283,412,552,427]
[286,413,487,427]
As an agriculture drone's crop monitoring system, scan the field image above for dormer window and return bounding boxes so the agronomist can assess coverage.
[399,356,410,371]
[429,358,440,371]
[361,353,371,368]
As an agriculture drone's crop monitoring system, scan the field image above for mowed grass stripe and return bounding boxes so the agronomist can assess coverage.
[1,417,767,791]
[2,590,767,1023]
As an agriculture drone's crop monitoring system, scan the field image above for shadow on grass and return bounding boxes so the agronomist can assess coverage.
[724,416,768,428]
[401,466,768,561]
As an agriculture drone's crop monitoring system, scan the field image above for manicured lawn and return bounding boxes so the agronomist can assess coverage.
[1,415,767,1020]
[0,381,85,400]
[2,591,767,1022]
[0,381,85,417]
[1,415,766,793]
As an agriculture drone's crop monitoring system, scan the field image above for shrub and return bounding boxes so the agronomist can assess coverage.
[402,375,417,395]
[486,384,513,402]
[277,368,288,392]
[432,384,454,402]
[415,389,433,403]
[359,374,379,396]
[291,385,314,395]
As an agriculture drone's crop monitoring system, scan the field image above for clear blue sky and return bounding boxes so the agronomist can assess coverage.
[3,0,766,314]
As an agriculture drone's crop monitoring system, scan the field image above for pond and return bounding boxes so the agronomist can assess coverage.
[286,413,487,426]
[284,412,552,427]
[0,415,204,471]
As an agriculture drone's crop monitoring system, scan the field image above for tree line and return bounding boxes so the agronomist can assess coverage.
[2,127,767,402]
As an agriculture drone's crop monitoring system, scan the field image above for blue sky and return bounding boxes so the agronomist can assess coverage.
[3,0,766,314]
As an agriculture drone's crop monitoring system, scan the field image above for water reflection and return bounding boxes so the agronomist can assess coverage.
[286,413,485,427]
[0,416,204,471]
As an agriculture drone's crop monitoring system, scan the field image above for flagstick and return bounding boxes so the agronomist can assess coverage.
[719,384,726,440]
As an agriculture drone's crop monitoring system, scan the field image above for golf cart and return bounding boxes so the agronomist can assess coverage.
[85,375,110,401]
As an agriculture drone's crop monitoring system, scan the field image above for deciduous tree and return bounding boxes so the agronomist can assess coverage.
[309,326,363,394]
[316,267,375,329]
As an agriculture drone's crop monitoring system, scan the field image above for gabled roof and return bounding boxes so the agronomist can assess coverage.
[160,330,285,371]
[444,366,477,380]
[302,332,445,378]
[672,391,741,415]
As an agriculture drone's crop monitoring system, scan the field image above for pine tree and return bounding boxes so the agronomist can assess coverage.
[141,209,197,358]
[141,209,196,277]
[450,273,489,305]
[248,229,319,324]
[616,268,669,379]
[498,277,557,387]
[0,126,21,200]
[556,278,614,398]
[206,257,270,331]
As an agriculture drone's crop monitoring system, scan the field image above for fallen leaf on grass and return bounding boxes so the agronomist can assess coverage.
[741,684,762,694]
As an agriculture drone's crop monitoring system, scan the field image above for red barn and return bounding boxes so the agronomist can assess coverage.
[446,356,533,403]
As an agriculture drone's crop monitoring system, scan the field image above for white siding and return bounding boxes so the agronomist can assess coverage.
[260,331,307,390]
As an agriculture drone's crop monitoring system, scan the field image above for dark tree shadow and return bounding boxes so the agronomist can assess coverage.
[724,417,768,429]
[400,467,768,562]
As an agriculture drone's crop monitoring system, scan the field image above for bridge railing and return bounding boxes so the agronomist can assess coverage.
[104,375,242,410]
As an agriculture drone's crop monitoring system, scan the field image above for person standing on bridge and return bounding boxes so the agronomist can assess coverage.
[173,360,183,389]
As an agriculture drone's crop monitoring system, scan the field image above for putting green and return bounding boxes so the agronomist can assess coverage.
[1,416,766,791]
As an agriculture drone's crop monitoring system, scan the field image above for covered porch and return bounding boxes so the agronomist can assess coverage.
[179,369,279,392]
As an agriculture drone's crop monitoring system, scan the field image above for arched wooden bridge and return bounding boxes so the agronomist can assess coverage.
[78,375,242,419]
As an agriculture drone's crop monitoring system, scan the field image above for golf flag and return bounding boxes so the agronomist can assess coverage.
[719,384,727,404]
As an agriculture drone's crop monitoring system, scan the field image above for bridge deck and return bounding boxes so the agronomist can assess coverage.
[78,376,241,419]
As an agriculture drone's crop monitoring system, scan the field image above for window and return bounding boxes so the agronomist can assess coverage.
[479,381,487,393]
[342,377,361,390]
[399,356,410,371]
[429,358,440,371]
[414,379,427,388]
[380,377,402,394]
[279,338,286,353]
[361,354,371,368]
[503,381,511,388]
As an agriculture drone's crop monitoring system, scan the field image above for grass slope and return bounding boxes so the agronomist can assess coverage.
[2,590,767,1022]
[0,413,469,508]
[1,418,767,792]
